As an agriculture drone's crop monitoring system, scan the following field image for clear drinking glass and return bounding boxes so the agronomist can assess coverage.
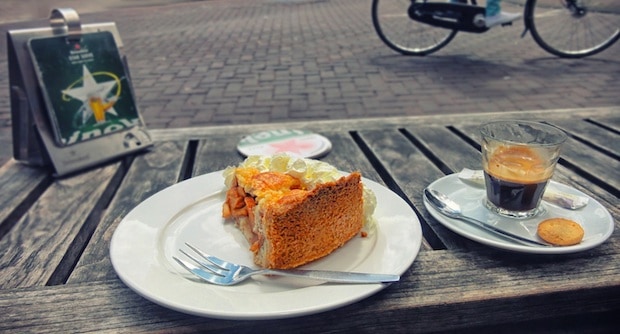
[480,121,567,219]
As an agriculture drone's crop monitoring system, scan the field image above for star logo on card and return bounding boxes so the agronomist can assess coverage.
[62,65,120,125]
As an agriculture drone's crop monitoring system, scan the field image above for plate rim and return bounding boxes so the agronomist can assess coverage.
[110,170,422,320]
[424,173,614,254]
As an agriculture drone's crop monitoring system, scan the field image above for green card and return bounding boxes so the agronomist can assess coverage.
[29,31,140,146]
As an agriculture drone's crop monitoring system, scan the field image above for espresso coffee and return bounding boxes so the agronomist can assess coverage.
[480,121,566,218]
[483,145,553,215]
[484,172,548,211]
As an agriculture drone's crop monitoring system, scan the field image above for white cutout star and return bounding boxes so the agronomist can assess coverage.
[62,65,118,124]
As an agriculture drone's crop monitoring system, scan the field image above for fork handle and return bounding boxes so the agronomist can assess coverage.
[262,269,400,283]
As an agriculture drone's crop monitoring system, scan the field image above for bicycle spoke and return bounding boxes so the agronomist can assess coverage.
[372,0,458,56]
[527,0,620,58]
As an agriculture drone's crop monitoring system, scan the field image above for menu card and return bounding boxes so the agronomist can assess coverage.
[28,31,140,146]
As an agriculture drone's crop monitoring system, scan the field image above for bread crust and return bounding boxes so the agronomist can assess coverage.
[261,172,363,268]
[223,169,364,269]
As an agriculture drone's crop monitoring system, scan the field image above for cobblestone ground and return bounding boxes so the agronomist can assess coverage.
[1,0,619,164]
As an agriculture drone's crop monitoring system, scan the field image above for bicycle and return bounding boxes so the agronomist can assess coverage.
[371,0,620,58]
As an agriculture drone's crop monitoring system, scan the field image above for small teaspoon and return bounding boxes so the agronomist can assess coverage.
[424,188,551,247]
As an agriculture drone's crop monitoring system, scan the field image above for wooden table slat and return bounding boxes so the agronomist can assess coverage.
[0,163,120,289]
[69,141,189,284]
[0,160,50,225]
[553,118,620,157]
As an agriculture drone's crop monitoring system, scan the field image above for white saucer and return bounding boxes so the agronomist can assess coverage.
[423,174,614,254]
[110,171,422,319]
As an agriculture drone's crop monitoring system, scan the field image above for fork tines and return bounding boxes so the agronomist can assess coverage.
[178,249,226,277]
[176,244,230,277]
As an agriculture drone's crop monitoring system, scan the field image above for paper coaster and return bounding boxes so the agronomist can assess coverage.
[237,129,332,158]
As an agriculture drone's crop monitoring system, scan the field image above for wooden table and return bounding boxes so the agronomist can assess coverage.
[1,108,618,333]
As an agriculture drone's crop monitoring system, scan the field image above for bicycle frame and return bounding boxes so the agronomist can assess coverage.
[409,0,586,37]
[408,1,489,33]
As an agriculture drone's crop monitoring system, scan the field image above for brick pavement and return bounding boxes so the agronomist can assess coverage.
[1,0,619,164]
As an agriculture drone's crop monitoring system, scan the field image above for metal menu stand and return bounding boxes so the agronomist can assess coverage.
[8,8,152,176]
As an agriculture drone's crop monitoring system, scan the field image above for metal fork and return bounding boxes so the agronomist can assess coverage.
[173,243,400,285]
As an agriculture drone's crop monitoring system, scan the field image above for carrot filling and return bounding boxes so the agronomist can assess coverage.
[222,184,259,245]
[222,171,304,253]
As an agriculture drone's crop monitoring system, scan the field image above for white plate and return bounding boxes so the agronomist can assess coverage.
[424,174,614,254]
[110,171,422,320]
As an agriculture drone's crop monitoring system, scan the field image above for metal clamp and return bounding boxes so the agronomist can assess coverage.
[50,8,82,41]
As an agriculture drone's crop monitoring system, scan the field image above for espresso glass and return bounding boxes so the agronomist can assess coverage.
[480,121,567,219]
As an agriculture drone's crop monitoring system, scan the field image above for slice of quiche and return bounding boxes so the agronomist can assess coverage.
[222,155,375,269]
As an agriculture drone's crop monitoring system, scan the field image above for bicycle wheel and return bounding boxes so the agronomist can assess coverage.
[372,0,458,56]
[526,0,620,58]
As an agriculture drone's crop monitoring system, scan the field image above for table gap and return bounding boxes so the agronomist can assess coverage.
[447,125,481,151]
[179,140,198,182]
[398,128,455,175]
[0,175,53,241]
[586,118,620,135]
[557,157,620,198]
[45,157,134,286]
[551,121,620,161]
[349,130,447,251]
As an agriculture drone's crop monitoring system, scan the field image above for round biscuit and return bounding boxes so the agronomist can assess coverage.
[537,218,584,246]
